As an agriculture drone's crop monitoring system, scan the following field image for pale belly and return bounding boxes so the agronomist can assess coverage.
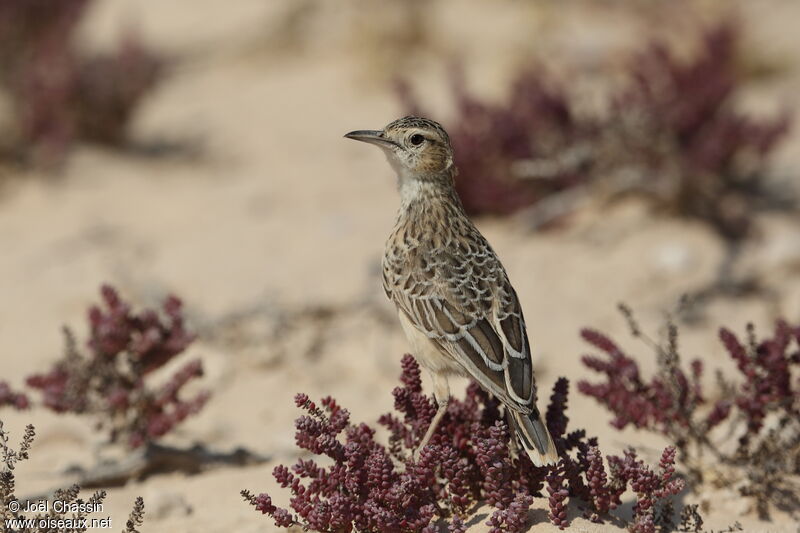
[397,310,467,378]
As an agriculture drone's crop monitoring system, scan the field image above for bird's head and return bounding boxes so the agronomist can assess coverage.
[345,116,455,182]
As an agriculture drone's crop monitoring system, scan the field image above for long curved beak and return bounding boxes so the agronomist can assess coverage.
[344,130,399,148]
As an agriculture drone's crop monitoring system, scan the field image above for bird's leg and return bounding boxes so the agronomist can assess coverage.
[414,397,448,461]
[505,409,521,457]
[414,373,450,461]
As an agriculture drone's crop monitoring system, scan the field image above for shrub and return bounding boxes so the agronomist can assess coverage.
[243,354,684,532]
[0,382,29,410]
[397,21,791,240]
[26,285,209,449]
[0,0,162,167]
[0,420,146,532]
[579,305,800,518]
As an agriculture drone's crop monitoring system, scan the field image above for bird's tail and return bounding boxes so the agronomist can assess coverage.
[509,409,559,467]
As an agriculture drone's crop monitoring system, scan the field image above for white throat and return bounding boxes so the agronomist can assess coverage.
[383,150,454,211]
[398,178,429,209]
[384,153,421,208]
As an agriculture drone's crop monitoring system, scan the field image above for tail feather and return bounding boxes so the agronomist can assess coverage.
[510,409,559,467]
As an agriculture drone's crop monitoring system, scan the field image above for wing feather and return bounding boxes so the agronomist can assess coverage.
[386,239,537,413]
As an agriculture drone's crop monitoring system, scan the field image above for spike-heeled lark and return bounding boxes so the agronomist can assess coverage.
[345,116,558,466]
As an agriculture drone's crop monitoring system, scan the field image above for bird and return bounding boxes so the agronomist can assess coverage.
[345,116,558,467]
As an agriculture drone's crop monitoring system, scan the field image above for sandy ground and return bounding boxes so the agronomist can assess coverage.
[1,1,800,532]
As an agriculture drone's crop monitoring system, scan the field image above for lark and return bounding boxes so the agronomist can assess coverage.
[345,116,558,466]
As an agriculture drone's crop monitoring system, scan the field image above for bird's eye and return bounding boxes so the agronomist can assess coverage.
[409,134,425,146]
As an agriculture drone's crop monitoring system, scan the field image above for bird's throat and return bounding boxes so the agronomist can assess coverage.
[397,170,459,211]
[397,173,464,229]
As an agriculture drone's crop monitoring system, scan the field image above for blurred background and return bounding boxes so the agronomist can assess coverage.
[1,0,799,531]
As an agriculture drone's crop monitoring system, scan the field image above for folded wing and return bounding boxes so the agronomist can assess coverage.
[387,243,537,413]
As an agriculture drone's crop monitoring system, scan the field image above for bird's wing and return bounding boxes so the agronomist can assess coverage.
[387,242,536,412]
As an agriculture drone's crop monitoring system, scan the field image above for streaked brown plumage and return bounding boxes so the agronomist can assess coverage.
[345,116,558,466]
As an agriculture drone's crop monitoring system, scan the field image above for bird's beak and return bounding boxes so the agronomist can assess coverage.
[344,130,399,148]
